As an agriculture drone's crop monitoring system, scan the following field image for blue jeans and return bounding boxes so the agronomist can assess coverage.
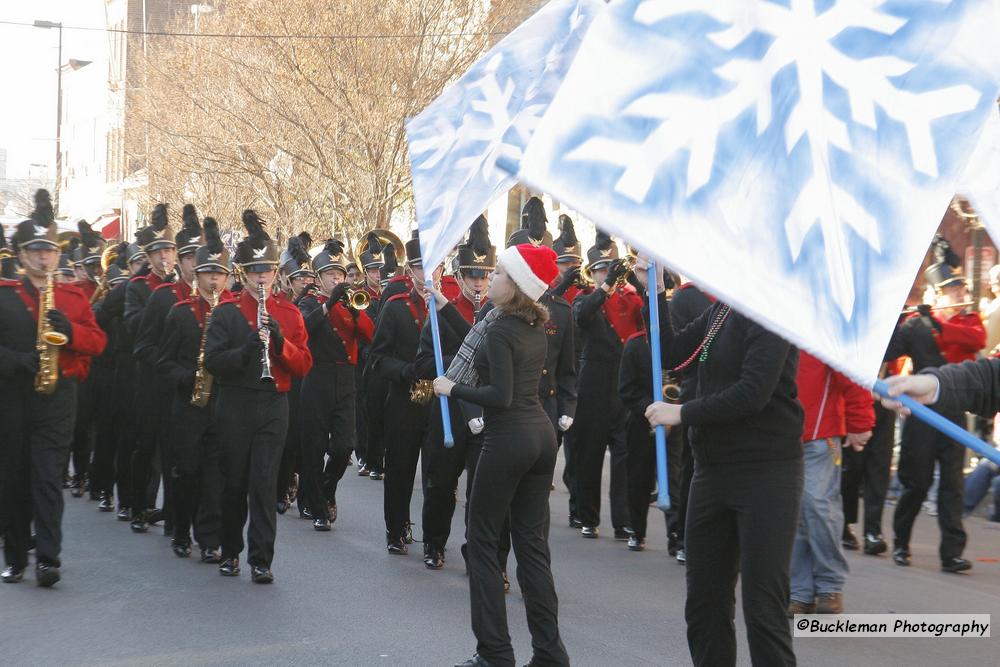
[964,459,1000,518]
[791,439,849,602]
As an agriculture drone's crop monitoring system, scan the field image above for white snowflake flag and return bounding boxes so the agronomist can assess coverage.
[512,0,1000,385]
[406,0,604,272]
[958,102,1000,243]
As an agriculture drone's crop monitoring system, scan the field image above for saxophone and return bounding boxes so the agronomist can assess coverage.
[190,287,220,407]
[35,271,69,394]
[409,379,435,405]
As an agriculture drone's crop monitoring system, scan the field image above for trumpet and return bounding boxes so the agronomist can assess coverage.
[344,289,370,310]
[615,254,637,289]
[257,282,275,385]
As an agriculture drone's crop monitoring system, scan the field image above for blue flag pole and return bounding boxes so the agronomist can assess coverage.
[872,380,1000,466]
[427,279,455,448]
[646,262,671,512]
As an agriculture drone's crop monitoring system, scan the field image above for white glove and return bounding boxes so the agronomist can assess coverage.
[468,418,485,435]
[558,415,574,432]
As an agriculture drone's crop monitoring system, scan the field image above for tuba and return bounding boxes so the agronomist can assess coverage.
[35,271,68,394]
[191,287,220,407]
[89,244,120,304]
[355,228,405,267]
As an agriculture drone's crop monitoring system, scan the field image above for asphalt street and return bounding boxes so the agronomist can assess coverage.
[2,456,998,666]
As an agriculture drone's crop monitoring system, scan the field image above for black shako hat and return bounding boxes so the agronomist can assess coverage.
[194,218,231,274]
[12,189,59,250]
[585,229,619,272]
[280,232,314,278]
[234,210,278,272]
[456,215,496,277]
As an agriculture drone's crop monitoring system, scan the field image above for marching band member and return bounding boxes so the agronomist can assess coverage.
[883,250,983,573]
[1,190,107,586]
[368,230,439,554]
[571,230,643,539]
[204,210,311,583]
[156,218,230,562]
[354,232,386,476]
[130,205,202,535]
[124,203,176,532]
[277,233,314,514]
[297,239,374,531]
[434,243,569,667]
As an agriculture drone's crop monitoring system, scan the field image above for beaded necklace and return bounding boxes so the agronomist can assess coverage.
[671,304,732,373]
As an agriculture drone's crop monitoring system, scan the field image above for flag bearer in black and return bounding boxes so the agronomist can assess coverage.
[1,192,108,586]
[204,210,311,583]
[419,217,495,569]
[368,230,440,554]
[645,288,804,667]
[571,230,644,539]
[297,239,375,531]
[434,243,568,667]
[276,232,314,515]
[90,242,131,512]
[67,221,107,499]
[130,204,202,535]
[157,218,231,562]
[124,203,175,531]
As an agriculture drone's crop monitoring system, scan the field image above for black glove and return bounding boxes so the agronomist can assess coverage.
[294,283,320,305]
[916,304,943,333]
[241,329,265,363]
[16,351,39,374]
[328,282,350,305]
[47,310,73,343]
[605,259,628,287]
[552,267,580,297]
[266,318,284,356]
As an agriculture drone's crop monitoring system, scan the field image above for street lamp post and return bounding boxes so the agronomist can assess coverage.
[33,19,63,216]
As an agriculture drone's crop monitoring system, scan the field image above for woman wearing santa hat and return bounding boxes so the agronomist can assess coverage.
[434,243,570,667]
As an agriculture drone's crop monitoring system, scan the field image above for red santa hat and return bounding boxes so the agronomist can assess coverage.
[498,243,558,301]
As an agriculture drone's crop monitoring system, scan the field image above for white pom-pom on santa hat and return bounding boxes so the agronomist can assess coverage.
[498,243,558,301]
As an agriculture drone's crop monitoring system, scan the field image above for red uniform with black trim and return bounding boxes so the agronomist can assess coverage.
[935,310,985,364]
[449,291,489,325]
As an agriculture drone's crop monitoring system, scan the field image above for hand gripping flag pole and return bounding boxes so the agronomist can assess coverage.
[427,280,455,448]
[647,261,671,512]
[872,380,1000,466]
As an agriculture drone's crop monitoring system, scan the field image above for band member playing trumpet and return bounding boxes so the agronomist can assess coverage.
[1,190,107,586]
[157,218,231,562]
[297,239,374,531]
[368,230,441,554]
[130,204,203,535]
[571,230,644,539]
[203,210,311,583]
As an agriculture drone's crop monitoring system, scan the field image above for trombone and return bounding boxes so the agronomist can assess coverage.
[902,301,974,314]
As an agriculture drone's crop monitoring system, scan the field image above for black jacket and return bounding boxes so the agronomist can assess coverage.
[619,333,652,420]
[884,315,946,372]
[669,285,713,402]
[924,358,1000,418]
[368,289,425,389]
[651,293,803,464]
[156,300,203,396]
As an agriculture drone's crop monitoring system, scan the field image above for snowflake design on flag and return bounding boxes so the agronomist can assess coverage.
[566,0,984,318]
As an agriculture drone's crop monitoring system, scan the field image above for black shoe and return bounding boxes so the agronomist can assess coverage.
[145,508,164,525]
[627,535,646,552]
[368,470,384,481]
[36,563,61,588]
[386,539,408,555]
[502,570,511,593]
[941,557,972,573]
[117,506,131,521]
[130,518,148,533]
[171,541,192,558]
[614,527,634,541]
[581,526,599,538]
[402,522,414,544]
[667,532,681,557]
[251,565,274,583]
[863,533,887,555]
[277,497,289,515]
[893,547,911,566]
[423,547,445,570]
[200,547,222,564]
[675,548,687,564]
[455,655,496,667]
[219,558,240,576]
[98,495,115,512]
[313,518,331,532]
[358,464,370,476]
[841,525,859,551]
[1,566,24,583]
[568,515,583,529]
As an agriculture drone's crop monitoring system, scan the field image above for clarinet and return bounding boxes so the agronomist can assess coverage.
[257,283,275,384]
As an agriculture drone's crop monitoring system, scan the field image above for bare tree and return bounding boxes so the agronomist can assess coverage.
[130,0,530,245]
